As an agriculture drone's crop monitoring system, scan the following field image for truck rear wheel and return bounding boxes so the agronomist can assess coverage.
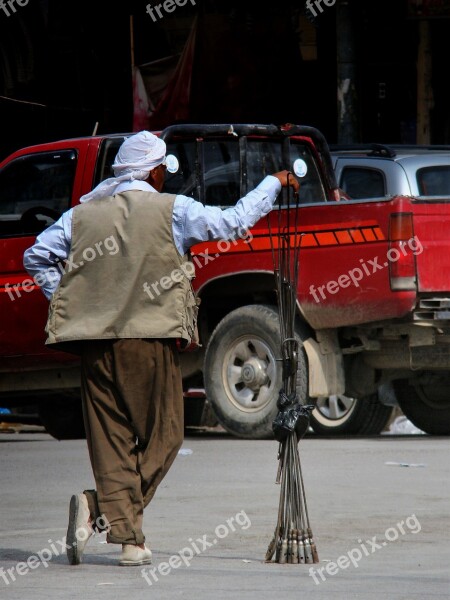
[203,304,308,439]
[393,374,450,435]
[309,393,393,435]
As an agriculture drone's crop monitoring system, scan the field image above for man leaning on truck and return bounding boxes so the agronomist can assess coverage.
[23,130,298,567]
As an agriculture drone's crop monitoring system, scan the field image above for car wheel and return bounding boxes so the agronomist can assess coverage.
[393,373,450,435]
[310,392,393,435]
[203,304,308,439]
[38,394,86,440]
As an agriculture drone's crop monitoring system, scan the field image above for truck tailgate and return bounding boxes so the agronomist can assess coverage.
[412,200,450,292]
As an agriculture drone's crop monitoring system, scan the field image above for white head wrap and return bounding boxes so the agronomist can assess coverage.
[79,130,166,203]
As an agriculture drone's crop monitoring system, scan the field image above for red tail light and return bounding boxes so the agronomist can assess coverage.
[388,213,417,291]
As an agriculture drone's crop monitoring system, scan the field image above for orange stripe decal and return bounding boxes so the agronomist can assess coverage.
[335,230,354,244]
[191,225,386,255]
[349,229,364,243]
[373,227,385,241]
[315,232,338,246]
[300,234,319,247]
[361,228,377,242]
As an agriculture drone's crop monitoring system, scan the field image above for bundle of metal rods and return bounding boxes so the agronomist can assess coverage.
[265,175,319,565]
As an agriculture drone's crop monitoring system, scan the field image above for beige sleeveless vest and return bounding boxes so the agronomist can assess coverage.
[45,191,198,353]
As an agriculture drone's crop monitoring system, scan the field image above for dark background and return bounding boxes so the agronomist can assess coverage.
[0,0,449,160]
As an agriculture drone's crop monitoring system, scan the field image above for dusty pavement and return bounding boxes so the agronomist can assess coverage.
[0,429,449,600]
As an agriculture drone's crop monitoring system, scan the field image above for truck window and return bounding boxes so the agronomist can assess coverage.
[417,166,450,196]
[340,166,386,199]
[247,140,283,191]
[164,141,198,200]
[202,139,240,207]
[164,139,240,206]
[0,150,77,236]
[290,143,327,203]
[95,137,199,201]
[93,137,127,185]
[246,140,326,204]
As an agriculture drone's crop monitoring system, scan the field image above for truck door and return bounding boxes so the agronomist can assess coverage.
[0,149,77,358]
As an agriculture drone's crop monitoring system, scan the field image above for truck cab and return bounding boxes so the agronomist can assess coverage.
[5,126,448,439]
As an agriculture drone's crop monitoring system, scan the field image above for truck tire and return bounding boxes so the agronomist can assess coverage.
[393,375,450,435]
[310,392,393,435]
[38,395,86,440]
[203,304,308,439]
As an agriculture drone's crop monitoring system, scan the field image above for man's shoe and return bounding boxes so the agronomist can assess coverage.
[119,544,152,566]
[66,493,94,565]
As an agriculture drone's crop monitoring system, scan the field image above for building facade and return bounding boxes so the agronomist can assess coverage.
[1,0,450,160]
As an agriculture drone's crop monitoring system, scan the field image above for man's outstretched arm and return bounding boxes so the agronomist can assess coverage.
[173,171,299,255]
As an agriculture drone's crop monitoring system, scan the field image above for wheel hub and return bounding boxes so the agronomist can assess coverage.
[223,335,277,412]
[241,358,269,389]
[315,394,356,420]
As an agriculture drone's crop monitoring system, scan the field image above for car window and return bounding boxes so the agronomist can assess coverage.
[202,140,240,206]
[165,138,286,207]
[417,166,450,196]
[340,167,386,199]
[164,139,240,207]
[246,140,284,191]
[95,137,199,201]
[290,142,327,203]
[93,137,125,185]
[247,140,326,204]
[95,134,327,209]
[0,150,77,237]
[164,141,198,200]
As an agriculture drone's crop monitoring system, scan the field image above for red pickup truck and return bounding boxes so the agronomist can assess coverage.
[1,124,448,438]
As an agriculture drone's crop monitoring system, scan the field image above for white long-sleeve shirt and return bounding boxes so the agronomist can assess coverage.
[23,175,281,299]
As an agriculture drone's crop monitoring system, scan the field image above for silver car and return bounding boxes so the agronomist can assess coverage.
[331,144,450,199]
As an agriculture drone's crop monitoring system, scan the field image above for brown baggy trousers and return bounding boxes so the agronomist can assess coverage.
[80,338,184,545]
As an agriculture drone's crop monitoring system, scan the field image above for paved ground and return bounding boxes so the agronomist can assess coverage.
[1,429,449,600]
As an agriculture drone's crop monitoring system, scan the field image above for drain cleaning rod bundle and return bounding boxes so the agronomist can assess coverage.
[265,174,319,565]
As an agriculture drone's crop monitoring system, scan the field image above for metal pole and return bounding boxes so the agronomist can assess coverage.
[336,0,359,143]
